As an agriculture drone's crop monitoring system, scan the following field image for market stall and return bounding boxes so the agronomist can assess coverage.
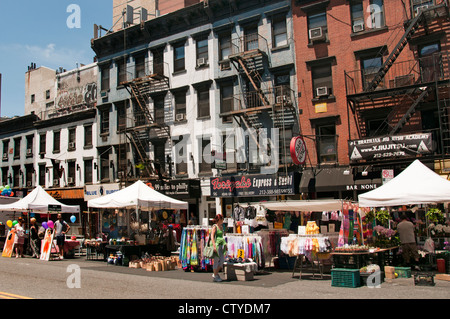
[87,180,189,264]
[358,159,450,274]
[0,186,80,259]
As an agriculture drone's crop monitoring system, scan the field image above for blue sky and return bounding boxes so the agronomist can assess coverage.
[0,0,112,118]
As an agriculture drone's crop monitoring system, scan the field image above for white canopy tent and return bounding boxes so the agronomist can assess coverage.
[87,180,189,210]
[0,185,80,213]
[247,199,344,212]
[358,159,450,207]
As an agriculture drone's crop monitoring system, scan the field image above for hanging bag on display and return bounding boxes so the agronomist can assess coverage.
[203,232,214,259]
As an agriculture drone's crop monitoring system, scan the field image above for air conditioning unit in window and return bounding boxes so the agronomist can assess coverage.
[68,177,74,184]
[353,22,365,33]
[415,4,429,16]
[197,58,207,67]
[100,90,108,98]
[26,181,32,187]
[316,87,329,97]
[26,149,32,156]
[2,153,7,160]
[69,142,76,149]
[53,179,59,185]
[309,27,325,41]
[175,113,186,121]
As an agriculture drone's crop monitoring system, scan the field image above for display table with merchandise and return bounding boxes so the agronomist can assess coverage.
[105,244,169,265]
[330,246,399,269]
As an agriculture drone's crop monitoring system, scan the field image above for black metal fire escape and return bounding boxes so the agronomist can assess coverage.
[121,73,170,177]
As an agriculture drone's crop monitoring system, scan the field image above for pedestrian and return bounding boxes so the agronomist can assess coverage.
[397,213,420,270]
[14,217,26,258]
[29,217,41,258]
[211,214,227,282]
[189,212,198,226]
[54,213,70,260]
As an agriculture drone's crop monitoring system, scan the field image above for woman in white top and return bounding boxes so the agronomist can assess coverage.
[14,217,26,258]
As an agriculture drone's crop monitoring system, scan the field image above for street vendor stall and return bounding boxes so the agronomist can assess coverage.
[87,180,188,263]
[358,159,450,273]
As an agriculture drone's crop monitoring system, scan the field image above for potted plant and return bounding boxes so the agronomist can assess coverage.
[426,208,444,224]
[375,209,391,226]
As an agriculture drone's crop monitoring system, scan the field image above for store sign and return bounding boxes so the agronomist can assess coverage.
[290,136,307,165]
[84,183,120,200]
[348,133,432,161]
[210,172,298,197]
[150,179,201,199]
[382,169,394,184]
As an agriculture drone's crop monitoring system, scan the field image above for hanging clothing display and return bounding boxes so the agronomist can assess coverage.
[338,203,363,247]
[179,226,213,271]
[280,234,332,261]
[257,229,289,264]
[224,234,264,269]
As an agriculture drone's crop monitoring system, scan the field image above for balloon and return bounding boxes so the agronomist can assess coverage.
[42,221,48,229]
[47,220,54,229]
[5,185,10,189]
[12,220,18,227]
[10,192,14,197]
[6,220,12,228]
[70,215,76,223]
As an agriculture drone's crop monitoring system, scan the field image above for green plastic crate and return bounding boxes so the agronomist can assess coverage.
[395,267,411,278]
[331,268,361,288]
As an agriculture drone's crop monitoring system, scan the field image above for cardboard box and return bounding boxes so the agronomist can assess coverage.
[435,274,450,282]
[384,266,395,279]
[235,269,254,281]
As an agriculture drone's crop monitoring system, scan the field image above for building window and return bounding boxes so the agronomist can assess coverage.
[39,165,46,187]
[2,167,8,186]
[369,0,385,29]
[117,58,127,86]
[153,95,165,125]
[67,161,76,185]
[68,127,76,151]
[2,139,9,161]
[13,138,20,159]
[361,56,383,90]
[419,42,442,82]
[197,86,210,118]
[174,90,187,120]
[308,11,327,43]
[53,165,60,187]
[173,42,185,73]
[39,133,46,155]
[350,1,364,33]
[13,166,20,188]
[84,159,93,184]
[26,135,34,157]
[412,0,434,17]
[316,124,337,163]
[135,54,146,79]
[272,15,288,48]
[101,64,110,91]
[100,150,110,182]
[152,47,164,75]
[116,101,127,131]
[84,124,93,147]
[196,35,209,67]
[218,32,232,70]
[244,25,259,51]
[174,136,188,175]
[31,94,35,104]
[311,64,333,98]
[46,90,51,100]
[279,128,293,165]
[100,108,110,134]
[220,83,234,123]
[53,131,60,153]
[199,137,211,173]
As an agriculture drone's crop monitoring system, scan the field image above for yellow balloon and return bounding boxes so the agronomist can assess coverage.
[6,220,12,228]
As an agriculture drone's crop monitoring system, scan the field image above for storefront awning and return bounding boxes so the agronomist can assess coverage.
[299,167,382,193]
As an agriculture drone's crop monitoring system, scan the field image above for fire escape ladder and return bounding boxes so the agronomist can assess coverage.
[126,130,153,176]
[389,86,433,135]
[365,12,425,93]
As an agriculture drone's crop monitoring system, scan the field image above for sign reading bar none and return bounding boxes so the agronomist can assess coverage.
[348,133,432,161]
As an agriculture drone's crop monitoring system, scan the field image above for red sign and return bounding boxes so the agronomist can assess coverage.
[290,136,306,165]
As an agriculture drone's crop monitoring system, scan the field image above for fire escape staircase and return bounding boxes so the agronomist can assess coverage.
[357,3,449,137]
[121,74,171,177]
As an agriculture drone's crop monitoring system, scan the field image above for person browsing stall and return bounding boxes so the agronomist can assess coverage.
[211,214,227,282]
[55,214,70,260]
[397,213,420,270]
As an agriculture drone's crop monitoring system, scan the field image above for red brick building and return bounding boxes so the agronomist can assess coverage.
[292,0,450,199]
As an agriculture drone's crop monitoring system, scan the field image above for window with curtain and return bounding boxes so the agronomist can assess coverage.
[272,15,288,48]
[316,124,337,163]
